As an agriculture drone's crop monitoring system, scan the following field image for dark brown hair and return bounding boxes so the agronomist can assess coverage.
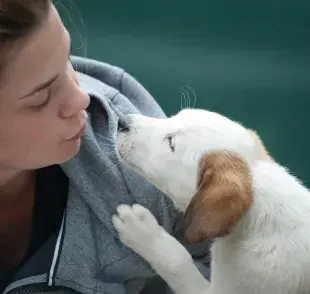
[0,0,50,71]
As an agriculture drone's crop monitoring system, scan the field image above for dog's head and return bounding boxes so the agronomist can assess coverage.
[117,108,256,242]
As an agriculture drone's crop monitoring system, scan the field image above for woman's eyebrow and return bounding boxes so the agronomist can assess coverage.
[19,74,59,99]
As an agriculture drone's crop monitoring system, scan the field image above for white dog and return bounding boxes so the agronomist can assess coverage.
[112,108,310,294]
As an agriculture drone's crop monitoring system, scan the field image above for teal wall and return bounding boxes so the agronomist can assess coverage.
[59,0,310,186]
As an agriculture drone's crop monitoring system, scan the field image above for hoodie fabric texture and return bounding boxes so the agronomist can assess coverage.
[4,55,211,294]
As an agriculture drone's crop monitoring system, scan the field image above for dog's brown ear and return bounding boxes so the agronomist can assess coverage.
[183,150,253,243]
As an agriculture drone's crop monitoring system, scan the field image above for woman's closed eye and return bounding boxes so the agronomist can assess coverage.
[24,71,61,111]
[28,87,52,110]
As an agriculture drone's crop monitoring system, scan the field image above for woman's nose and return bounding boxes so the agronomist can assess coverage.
[60,65,90,118]
[67,62,79,86]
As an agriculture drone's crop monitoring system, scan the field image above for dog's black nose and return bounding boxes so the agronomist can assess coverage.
[118,123,129,132]
[117,116,130,132]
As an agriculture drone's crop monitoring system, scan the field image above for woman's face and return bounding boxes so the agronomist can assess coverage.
[0,4,90,170]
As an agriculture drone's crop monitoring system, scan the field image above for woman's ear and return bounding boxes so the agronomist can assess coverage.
[183,150,254,243]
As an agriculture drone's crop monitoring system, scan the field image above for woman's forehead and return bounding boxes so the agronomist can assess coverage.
[0,5,69,100]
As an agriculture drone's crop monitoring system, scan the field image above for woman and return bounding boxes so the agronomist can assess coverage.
[0,1,269,293]
[0,1,213,293]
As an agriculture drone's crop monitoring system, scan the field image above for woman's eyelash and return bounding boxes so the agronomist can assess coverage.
[31,88,52,110]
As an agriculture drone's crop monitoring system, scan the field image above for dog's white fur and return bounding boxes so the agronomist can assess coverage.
[112,108,310,294]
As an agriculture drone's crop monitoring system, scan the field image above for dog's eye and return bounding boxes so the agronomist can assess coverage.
[167,136,175,152]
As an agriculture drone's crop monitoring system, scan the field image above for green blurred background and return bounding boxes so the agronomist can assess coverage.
[59,0,310,186]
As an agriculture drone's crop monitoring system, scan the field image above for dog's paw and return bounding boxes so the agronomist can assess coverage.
[112,204,163,255]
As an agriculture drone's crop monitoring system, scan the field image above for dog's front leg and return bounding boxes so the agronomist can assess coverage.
[112,204,211,294]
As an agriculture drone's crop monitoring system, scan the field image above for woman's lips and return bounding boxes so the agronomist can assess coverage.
[67,123,86,141]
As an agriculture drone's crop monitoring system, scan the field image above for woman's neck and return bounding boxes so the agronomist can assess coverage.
[0,169,35,203]
[0,169,36,270]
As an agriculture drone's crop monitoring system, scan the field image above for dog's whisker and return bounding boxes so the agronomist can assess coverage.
[96,134,116,144]
[180,87,190,110]
[180,85,197,109]
[187,85,197,109]
[180,90,186,110]
[97,150,117,156]
[98,144,117,149]
[98,161,123,176]
[184,90,190,109]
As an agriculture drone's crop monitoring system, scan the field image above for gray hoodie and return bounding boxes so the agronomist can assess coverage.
[4,55,211,294]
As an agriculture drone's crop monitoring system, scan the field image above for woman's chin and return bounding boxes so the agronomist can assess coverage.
[58,138,82,163]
